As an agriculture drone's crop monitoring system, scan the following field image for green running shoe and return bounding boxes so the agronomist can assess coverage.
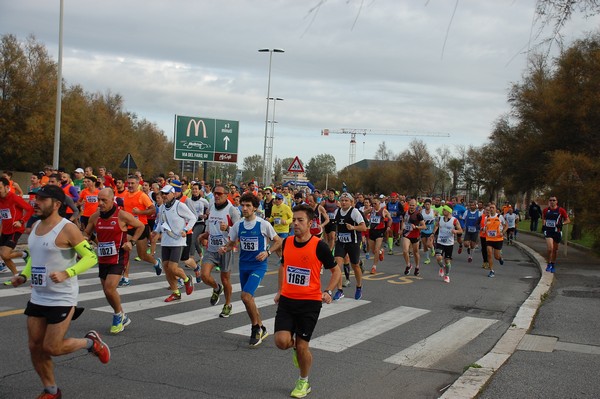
[290,378,311,398]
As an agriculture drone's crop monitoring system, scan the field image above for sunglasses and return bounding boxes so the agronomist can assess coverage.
[549,199,557,201]
[214,192,225,196]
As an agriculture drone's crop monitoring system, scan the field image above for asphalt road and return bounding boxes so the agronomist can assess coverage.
[0,241,538,399]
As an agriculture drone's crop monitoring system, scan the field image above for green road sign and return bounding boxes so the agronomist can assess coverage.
[174,115,239,163]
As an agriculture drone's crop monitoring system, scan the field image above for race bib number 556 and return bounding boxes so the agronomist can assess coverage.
[31,266,47,287]
[286,266,310,286]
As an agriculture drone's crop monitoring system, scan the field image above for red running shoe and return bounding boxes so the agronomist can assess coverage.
[85,330,110,364]
[184,275,194,295]
[379,249,384,261]
[36,389,62,399]
[165,292,182,302]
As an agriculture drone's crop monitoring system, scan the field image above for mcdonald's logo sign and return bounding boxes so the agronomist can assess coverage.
[186,119,208,138]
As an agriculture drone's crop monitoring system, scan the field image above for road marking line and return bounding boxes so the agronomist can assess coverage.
[310,306,430,352]
[226,298,370,337]
[0,309,24,317]
[384,316,498,368]
[93,284,246,313]
[156,289,270,325]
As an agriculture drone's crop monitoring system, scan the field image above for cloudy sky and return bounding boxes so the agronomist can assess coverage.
[1,1,597,170]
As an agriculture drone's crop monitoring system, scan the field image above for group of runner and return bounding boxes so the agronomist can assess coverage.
[0,166,571,399]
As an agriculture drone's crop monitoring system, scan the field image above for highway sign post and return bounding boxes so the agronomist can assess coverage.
[174,115,239,163]
[287,156,304,173]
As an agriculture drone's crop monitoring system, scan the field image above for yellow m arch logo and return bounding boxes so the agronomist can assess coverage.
[186,119,208,138]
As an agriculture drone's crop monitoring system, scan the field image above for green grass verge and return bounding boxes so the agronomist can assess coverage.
[517,219,593,249]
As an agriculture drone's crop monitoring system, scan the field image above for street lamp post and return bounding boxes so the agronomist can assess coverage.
[259,48,284,186]
[266,97,283,188]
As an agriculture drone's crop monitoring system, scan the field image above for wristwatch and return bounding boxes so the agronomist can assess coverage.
[325,290,333,296]
[266,250,271,256]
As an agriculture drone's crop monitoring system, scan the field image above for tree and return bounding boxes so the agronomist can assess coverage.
[374,141,394,161]
[241,154,263,182]
[396,139,434,196]
[306,154,336,185]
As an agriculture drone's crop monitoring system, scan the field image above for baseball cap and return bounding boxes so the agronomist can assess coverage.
[275,193,284,200]
[390,192,398,198]
[379,194,385,199]
[170,180,182,192]
[31,185,66,203]
[160,185,175,194]
[74,168,84,174]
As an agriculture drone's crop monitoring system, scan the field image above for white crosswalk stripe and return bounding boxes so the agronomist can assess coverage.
[93,284,244,314]
[226,298,370,338]
[310,306,430,353]
[156,289,270,325]
[384,316,498,367]
[1,271,501,370]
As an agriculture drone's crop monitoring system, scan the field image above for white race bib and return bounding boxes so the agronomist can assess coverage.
[31,266,47,287]
[97,241,117,257]
[286,266,310,287]
[467,226,476,233]
[210,235,225,246]
[370,215,381,224]
[240,236,259,252]
[274,217,282,225]
[545,220,556,228]
[338,233,352,243]
[487,230,497,237]
[0,208,12,220]
[86,195,98,203]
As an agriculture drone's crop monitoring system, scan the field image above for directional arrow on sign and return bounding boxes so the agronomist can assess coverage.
[223,136,230,151]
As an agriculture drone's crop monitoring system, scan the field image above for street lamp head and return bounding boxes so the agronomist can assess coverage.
[268,97,284,101]
[258,48,285,53]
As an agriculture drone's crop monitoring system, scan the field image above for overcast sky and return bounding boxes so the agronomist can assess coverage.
[1,0,597,170]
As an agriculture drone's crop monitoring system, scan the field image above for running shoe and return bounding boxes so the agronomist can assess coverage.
[388,248,394,255]
[85,330,110,364]
[414,267,420,277]
[404,264,412,275]
[219,303,232,318]
[260,325,269,341]
[194,265,202,283]
[354,286,362,300]
[177,279,184,289]
[365,252,370,260]
[154,258,163,276]
[249,324,262,347]
[210,283,223,306]
[290,379,311,399]
[468,256,473,263]
[215,266,221,272]
[342,278,351,287]
[333,289,344,301]
[120,279,131,287]
[36,388,62,399]
[134,256,141,261]
[164,292,181,302]
[22,249,30,264]
[122,313,131,328]
[439,267,444,277]
[488,270,495,278]
[184,275,194,295]
[458,246,463,254]
[3,279,13,286]
[499,258,505,265]
[110,313,124,334]
[482,262,489,269]
[370,266,376,274]
[430,247,435,256]
[444,275,450,283]
[0,261,8,273]
[292,348,299,368]
[549,265,556,273]
[379,249,384,261]
[117,277,126,287]
[545,263,552,272]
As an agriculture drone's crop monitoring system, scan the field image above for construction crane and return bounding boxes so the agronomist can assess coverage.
[321,128,451,166]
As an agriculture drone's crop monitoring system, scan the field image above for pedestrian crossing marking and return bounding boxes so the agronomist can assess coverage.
[156,290,272,325]
[93,284,244,313]
[310,306,430,352]
[0,271,158,299]
[384,316,498,368]
[226,298,370,338]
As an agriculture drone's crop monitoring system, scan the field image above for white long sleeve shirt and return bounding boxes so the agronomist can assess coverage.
[156,200,197,247]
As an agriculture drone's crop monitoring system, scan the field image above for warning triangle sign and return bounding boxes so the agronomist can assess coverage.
[287,156,304,173]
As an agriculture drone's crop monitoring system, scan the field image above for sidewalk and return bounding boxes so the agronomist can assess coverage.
[444,231,600,398]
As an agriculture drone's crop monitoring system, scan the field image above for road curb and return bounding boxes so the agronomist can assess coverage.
[439,241,552,399]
